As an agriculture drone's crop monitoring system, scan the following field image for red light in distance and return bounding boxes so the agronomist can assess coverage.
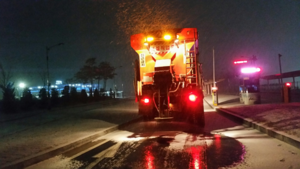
[234,60,248,64]
[241,67,261,74]
[286,82,291,87]
[189,94,197,102]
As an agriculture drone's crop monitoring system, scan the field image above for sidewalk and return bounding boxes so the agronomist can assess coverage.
[204,93,300,149]
[204,94,242,108]
[0,99,140,169]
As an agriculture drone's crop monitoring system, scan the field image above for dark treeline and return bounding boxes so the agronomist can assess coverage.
[0,58,116,114]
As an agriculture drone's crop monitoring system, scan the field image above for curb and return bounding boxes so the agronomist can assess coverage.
[2,116,143,169]
[216,108,300,150]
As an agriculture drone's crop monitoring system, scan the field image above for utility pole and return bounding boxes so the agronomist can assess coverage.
[278,54,282,86]
[213,48,216,88]
[212,47,218,105]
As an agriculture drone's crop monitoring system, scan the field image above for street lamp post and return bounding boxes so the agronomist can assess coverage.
[46,43,64,98]
[278,54,282,86]
[212,47,218,105]
[213,48,216,88]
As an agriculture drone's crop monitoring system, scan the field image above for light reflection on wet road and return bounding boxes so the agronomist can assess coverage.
[27,112,247,169]
[93,121,245,169]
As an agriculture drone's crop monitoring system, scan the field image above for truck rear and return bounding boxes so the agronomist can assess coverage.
[131,28,205,126]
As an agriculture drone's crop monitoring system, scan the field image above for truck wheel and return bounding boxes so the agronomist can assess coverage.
[191,104,205,127]
[139,100,154,121]
[198,112,205,127]
[143,114,150,121]
[141,108,156,121]
[191,112,205,127]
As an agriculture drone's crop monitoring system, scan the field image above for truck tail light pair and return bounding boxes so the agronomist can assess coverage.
[144,94,198,103]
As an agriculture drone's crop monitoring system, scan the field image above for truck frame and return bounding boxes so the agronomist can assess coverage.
[131,28,205,126]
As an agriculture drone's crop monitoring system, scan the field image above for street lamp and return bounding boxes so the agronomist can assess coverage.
[19,82,26,98]
[46,43,64,98]
[19,82,26,89]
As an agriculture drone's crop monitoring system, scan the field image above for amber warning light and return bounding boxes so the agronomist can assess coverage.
[234,60,248,64]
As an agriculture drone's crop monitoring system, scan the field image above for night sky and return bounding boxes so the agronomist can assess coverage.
[0,0,299,94]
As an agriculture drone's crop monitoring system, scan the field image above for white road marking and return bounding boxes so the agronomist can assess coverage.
[86,141,123,169]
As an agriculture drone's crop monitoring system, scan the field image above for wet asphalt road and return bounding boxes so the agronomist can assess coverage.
[27,120,245,169]
[27,100,300,169]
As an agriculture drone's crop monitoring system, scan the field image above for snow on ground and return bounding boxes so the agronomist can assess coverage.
[223,102,300,138]
[0,99,139,165]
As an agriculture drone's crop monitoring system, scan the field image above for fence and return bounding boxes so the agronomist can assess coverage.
[260,81,299,92]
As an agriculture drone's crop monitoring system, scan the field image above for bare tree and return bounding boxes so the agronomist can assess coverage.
[0,62,16,112]
[74,58,97,96]
[0,62,13,89]
[74,67,89,84]
[97,61,116,90]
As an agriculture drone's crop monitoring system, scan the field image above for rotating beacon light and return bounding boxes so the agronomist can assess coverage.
[241,67,261,74]
[163,35,172,40]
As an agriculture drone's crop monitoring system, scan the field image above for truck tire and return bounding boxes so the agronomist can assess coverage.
[191,104,205,127]
[143,114,150,121]
[139,103,155,121]
[198,112,205,127]
[191,112,205,127]
[139,108,153,121]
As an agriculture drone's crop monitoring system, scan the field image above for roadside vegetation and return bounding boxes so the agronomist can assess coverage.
[0,58,116,114]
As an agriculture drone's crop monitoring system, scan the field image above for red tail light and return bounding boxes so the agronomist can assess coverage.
[189,94,197,102]
[143,98,150,104]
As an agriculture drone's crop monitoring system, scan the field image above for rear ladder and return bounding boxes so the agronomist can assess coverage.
[185,38,198,86]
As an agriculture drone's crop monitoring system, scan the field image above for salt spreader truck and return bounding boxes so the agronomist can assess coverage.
[131,28,205,126]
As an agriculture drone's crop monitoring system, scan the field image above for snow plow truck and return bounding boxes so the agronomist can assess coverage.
[131,28,205,127]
